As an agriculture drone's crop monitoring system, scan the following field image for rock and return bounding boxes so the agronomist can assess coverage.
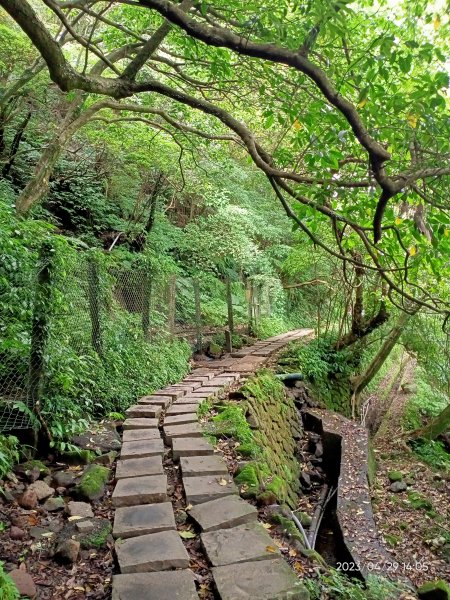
[73,464,110,501]
[54,539,80,564]
[61,449,95,465]
[15,460,50,478]
[67,501,94,518]
[42,496,65,512]
[26,467,42,483]
[28,480,54,501]
[75,520,95,533]
[401,382,417,394]
[388,470,403,482]
[314,442,323,458]
[53,470,78,488]
[10,526,26,540]
[8,569,37,598]
[56,487,67,496]
[72,427,121,453]
[18,489,38,509]
[300,472,311,489]
[390,481,407,493]
[417,579,450,600]
[298,511,312,528]
[93,451,118,466]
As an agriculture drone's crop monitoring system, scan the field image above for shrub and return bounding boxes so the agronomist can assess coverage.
[0,435,19,480]
[0,562,19,600]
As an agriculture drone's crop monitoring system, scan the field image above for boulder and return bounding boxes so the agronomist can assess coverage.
[388,470,403,482]
[28,480,54,501]
[54,539,80,564]
[53,470,78,489]
[42,496,65,512]
[73,464,110,501]
[418,580,450,600]
[8,569,37,599]
[389,481,407,493]
[18,489,38,509]
[10,526,26,540]
[67,501,94,518]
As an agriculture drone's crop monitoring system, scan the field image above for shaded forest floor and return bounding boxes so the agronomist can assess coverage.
[369,362,450,587]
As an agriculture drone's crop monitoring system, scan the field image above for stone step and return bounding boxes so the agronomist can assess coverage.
[113,502,176,539]
[166,403,199,416]
[172,437,215,460]
[212,559,309,600]
[115,530,190,573]
[164,423,203,444]
[182,375,212,385]
[120,439,164,459]
[122,429,160,443]
[189,386,222,397]
[188,495,258,532]
[112,571,198,600]
[115,456,164,480]
[153,388,187,400]
[112,474,167,507]
[174,395,205,405]
[201,522,280,566]
[180,455,228,477]
[164,413,198,426]
[126,405,162,419]
[183,475,238,505]
[123,418,159,430]
[138,395,172,408]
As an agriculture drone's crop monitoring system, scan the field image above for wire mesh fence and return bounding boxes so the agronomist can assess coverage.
[0,242,287,433]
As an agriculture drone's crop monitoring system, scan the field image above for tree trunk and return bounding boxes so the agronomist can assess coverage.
[351,309,417,399]
[409,403,450,441]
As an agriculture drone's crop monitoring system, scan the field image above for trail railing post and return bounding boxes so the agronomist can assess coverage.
[87,254,103,358]
[167,275,176,335]
[142,272,152,340]
[27,241,54,421]
[225,278,234,353]
[193,278,202,353]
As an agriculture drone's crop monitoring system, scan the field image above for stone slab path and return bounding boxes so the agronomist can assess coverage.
[112,329,313,599]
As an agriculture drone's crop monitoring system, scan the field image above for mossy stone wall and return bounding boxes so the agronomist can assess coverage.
[237,370,302,508]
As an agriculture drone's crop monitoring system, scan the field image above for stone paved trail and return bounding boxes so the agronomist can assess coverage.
[111,329,313,600]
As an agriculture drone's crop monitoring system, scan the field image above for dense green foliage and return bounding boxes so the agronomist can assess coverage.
[0,563,19,600]
[305,570,411,600]
[0,435,19,480]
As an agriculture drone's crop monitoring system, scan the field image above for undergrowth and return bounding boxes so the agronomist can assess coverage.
[305,569,412,600]
[0,435,20,480]
[0,562,19,600]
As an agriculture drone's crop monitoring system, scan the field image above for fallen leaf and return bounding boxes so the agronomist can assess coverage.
[185,503,193,511]
[179,530,196,539]
[357,97,368,109]
[395,217,402,225]
[218,478,227,486]
[266,545,278,553]
[262,523,272,530]
[288,548,298,557]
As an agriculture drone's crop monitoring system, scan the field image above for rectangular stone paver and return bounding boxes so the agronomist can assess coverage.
[112,571,198,600]
[153,389,186,400]
[123,418,158,430]
[126,405,162,419]
[190,386,222,396]
[212,559,309,600]
[166,404,199,416]
[112,474,167,507]
[180,455,228,477]
[113,502,175,539]
[201,522,280,566]
[122,429,161,443]
[164,423,203,444]
[164,413,198,426]
[115,530,190,573]
[115,456,163,479]
[172,437,215,460]
[174,395,204,405]
[189,495,257,532]
[120,439,164,459]
[139,395,172,408]
[183,475,237,505]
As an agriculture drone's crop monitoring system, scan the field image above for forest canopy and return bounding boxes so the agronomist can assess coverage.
[1,0,449,319]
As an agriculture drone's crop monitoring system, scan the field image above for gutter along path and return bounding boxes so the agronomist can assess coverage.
[111,329,313,600]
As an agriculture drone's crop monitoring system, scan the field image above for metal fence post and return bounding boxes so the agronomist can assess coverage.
[167,275,176,335]
[226,278,234,352]
[142,272,152,340]
[193,278,202,353]
[87,254,103,357]
[27,241,53,418]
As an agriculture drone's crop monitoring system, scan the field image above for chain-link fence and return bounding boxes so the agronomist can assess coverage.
[0,242,289,433]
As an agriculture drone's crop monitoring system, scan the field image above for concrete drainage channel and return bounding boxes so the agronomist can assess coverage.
[110,330,313,600]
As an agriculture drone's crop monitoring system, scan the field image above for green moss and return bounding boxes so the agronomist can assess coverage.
[62,449,95,465]
[18,460,50,476]
[237,442,259,458]
[75,464,110,500]
[271,513,304,542]
[80,521,112,549]
[388,470,403,482]
[408,491,433,511]
[384,533,400,547]
[418,579,450,600]
[266,475,285,498]
[367,444,377,486]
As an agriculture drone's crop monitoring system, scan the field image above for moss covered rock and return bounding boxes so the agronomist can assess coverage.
[16,460,50,477]
[388,470,403,482]
[74,465,110,501]
[408,491,433,511]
